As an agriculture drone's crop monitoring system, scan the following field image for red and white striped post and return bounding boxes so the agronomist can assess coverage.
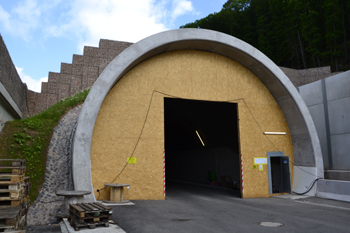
[241,154,244,196]
[163,151,166,198]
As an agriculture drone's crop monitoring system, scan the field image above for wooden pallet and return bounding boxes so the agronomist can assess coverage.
[0,174,25,183]
[0,222,27,233]
[69,209,112,224]
[69,202,112,218]
[0,160,26,167]
[0,167,26,176]
[0,204,29,231]
[23,182,31,196]
[0,187,24,199]
[24,177,29,185]
[0,181,24,192]
[68,215,109,231]
[0,160,27,232]
[21,195,29,204]
[0,206,25,232]
[68,202,112,231]
[0,194,26,208]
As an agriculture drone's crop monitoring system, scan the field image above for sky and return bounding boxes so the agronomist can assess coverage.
[0,0,227,92]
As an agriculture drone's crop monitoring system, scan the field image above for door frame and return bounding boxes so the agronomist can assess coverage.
[267,151,291,194]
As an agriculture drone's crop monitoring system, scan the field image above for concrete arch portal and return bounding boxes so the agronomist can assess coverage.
[72,29,323,201]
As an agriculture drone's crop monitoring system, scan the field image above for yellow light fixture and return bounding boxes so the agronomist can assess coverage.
[196,130,205,146]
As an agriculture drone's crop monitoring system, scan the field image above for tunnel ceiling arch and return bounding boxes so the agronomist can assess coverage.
[72,29,323,201]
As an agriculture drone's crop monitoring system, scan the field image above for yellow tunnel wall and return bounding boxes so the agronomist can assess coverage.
[91,50,294,200]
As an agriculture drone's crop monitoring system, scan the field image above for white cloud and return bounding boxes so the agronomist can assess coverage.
[172,0,194,20]
[0,0,42,41]
[1,0,196,48]
[16,67,47,93]
[2,1,197,93]
[0,5,10,23]
[44,0,196,51]
[45,0,171,51]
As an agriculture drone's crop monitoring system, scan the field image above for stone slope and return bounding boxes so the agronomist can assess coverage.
[27,105,82,225]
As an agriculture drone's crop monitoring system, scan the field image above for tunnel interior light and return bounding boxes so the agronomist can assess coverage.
[196,130,205,146]
[264,132,286,135]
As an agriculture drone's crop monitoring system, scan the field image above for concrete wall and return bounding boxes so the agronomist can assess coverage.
[0,101,15,122]
[299,71,350,173]
[90,50,294,200]
[0,34,28,122]
[316,179,350,202]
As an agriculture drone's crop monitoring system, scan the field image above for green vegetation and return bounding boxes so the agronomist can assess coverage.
[181,0,350,71]
[0,88,90,202]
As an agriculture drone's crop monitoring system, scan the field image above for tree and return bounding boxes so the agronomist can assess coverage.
[180,0,350,71]
[323,0,343,71]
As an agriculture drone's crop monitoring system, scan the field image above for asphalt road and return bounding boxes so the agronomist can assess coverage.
[113,181,350,233]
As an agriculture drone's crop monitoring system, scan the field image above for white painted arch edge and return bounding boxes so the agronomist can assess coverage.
[72,29,323,201]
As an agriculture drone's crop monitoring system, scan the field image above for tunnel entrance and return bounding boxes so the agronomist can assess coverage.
[164,97,241,194]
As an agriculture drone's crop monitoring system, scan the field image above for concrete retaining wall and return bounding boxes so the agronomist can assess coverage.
[299,71,350,174]
[317,179,350,202]
[0,34,28,122]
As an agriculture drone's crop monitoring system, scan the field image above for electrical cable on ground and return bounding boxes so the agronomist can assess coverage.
[292,178,320,195]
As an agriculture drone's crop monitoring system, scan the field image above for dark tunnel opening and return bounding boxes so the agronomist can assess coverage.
[164,97,241,192]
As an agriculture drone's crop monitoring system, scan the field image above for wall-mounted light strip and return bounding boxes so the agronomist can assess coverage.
[195,130,205,146]
[264,132,286,135]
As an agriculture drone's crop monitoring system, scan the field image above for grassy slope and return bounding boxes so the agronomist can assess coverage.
[0,88,90,202]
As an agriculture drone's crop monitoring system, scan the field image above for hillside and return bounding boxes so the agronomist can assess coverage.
[0,88,90,202]
[181,0,350,72]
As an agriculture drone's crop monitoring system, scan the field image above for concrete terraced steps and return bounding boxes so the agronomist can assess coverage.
[27,40,133,116]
